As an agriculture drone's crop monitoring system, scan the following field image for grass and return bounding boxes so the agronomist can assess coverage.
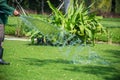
[0,40,120,80]
[97,18,120,43]
[2,14,120,80]
[101,18,120,28]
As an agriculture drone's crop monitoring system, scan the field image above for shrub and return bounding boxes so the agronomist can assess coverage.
[47,0,105,46]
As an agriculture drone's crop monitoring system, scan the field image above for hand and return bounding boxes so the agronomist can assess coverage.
[13,10,20,16]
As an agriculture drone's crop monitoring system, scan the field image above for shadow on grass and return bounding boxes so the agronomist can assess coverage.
[104,74,120,80]
[103,50,120,64]
[0,76,5,80]
[64,65,120,80]
[22,58,72,66]
[0,70,6,80]
[104,50,120,58]
[22,57,120,80]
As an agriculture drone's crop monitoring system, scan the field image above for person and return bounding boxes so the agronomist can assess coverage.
[0,0,19,65]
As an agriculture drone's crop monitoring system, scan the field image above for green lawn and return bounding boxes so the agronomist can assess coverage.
[0,40,120,80]
[101,18,120,28]
[2,16,120,80]
[97,18,120,43]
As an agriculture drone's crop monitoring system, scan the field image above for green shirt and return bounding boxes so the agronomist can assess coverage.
[0,0,15,24]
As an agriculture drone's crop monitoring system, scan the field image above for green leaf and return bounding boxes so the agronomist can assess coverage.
[85,27,92,38]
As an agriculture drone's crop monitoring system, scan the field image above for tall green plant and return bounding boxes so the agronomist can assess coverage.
[47,0,105,46]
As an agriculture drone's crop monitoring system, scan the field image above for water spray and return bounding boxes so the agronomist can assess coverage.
[14,0,110,65]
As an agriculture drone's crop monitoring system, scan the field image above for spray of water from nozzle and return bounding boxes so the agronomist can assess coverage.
[14,0,110,66]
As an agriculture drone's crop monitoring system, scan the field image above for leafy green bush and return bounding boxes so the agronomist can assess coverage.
[47,0,105,46]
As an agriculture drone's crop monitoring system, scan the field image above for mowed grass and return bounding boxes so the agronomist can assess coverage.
[98,18,120,43]
[0,40,120,80]
[101,18,120,28]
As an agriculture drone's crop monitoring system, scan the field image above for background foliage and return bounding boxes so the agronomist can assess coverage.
[5,0,120,44]
[5,15,120,43]
[7,0,120,16]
